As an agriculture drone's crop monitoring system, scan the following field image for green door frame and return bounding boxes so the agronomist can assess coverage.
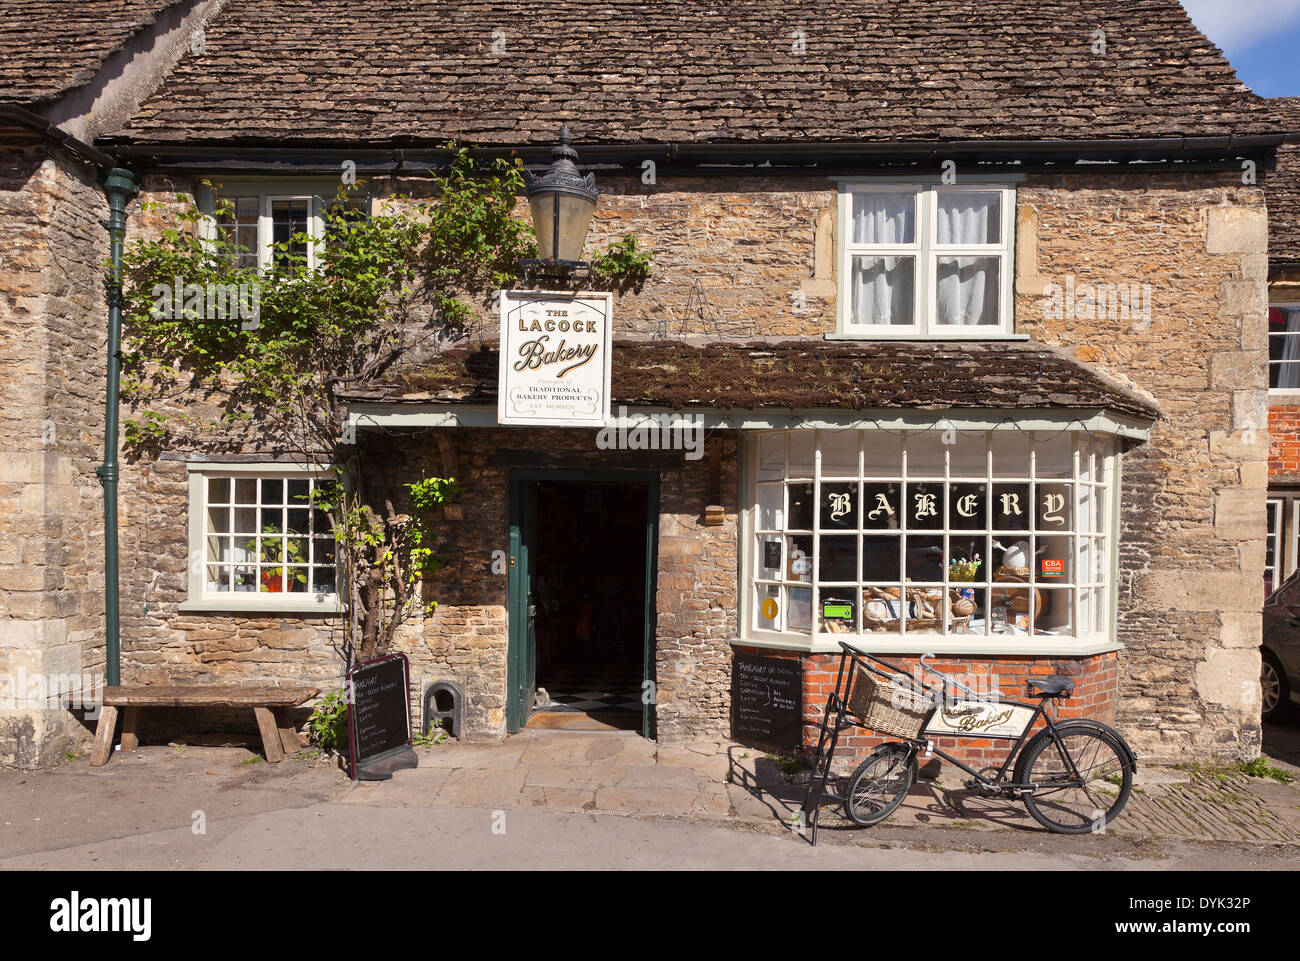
[506,468,661,738]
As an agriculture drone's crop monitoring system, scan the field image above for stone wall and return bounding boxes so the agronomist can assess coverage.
[72,167,1268,764]
[0,145,110,767]
[1016,174,1266,761]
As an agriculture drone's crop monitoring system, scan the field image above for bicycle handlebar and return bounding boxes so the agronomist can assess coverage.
[837,641,985,700]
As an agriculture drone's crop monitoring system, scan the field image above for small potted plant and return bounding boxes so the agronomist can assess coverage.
[948,545,981,583]
[948,544,981,619]
[243,522,308,592]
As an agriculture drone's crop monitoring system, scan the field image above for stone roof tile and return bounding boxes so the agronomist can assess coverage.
[0,0,178,105]
[345,340,1161,422]
[105,0,1273,145]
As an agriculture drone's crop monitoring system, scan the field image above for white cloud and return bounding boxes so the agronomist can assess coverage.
[1181,0,1300,51]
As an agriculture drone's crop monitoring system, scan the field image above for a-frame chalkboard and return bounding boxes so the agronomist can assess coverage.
[347,653,419,781]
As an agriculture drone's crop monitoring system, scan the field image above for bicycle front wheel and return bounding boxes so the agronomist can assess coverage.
[1019,726,1133,834]
[843,743,916,827]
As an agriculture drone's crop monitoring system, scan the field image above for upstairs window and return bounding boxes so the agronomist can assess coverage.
[204,184,370,271]
[1269,305,1300,392]
[837,183,1016,338]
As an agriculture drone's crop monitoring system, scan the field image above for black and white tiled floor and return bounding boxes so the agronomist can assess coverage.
[534,670,643,714]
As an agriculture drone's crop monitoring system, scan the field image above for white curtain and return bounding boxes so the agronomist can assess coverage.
[935,193,999,326]
[852,257,913,325]
[850,193,915,325]
[936,257,998,326]
[852,191,914,244]
[1281,308,1300,389]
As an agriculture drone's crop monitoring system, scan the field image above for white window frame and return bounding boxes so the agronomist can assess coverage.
[835,178,1019,339]
[1269,301,1300,397]
[740,427,1120,655]
[180,462,342,614]
[198,179,370,272]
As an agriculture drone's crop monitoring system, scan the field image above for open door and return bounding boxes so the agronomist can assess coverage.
[507,469,658,736]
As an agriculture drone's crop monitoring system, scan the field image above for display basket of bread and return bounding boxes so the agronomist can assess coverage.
[861,586,972,633]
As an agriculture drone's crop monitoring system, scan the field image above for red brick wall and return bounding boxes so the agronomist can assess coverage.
[734,646,1120,768]
[1269,406,1300,478]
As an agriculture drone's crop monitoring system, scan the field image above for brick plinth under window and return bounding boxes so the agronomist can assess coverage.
[1269,406,1300,478]
[733,646,1120,769]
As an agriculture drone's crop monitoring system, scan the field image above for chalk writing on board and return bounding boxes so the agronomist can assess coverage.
[732,654,802,750]
[348,655,412,768]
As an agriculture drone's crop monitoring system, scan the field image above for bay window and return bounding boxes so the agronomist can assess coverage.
[838,182,1016,337]
[745,428,1118,650]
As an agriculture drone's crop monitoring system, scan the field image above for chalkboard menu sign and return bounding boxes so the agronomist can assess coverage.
[347,653,418,781]
[732,653,803,751]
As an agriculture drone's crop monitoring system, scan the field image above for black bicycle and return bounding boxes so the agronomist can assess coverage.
[801,641,1138,844]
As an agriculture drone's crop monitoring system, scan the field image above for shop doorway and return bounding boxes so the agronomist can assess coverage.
[507,470,659,737]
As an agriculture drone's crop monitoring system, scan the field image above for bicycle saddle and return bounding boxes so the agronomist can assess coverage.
[1025,675,1074,697]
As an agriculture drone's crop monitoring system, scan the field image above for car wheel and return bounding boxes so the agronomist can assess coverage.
[1262,649,1292,724]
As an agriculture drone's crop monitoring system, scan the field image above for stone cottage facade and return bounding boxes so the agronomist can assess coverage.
[0,0,1289,768]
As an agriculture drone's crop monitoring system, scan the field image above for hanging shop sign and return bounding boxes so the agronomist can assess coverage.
[498,290,613,427]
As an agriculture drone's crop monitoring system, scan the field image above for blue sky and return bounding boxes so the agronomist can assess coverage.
[1181,0,1300,96]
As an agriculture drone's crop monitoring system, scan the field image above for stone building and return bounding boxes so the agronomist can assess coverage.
[0,0,1288,768]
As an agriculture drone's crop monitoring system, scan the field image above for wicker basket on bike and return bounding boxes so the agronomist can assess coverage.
[846,663,933,739]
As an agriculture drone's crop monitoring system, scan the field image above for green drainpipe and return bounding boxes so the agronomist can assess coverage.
[98,168,138,688]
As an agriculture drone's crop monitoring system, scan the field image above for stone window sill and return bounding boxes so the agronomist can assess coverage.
[179,596,343,616]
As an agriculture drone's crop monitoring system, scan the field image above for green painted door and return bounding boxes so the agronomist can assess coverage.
[507,478,538,732]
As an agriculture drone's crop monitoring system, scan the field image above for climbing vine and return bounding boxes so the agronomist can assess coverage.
[118,148,653,662]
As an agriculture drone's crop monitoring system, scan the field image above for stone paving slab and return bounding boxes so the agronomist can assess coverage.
[353,729,1300,848]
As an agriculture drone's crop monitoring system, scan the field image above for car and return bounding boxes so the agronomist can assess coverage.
[1261,570,1300,723]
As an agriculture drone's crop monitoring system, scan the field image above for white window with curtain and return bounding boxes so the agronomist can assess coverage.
[1267,497,1283,597]
[1269,305,1300,392]
[837,182,1016,338]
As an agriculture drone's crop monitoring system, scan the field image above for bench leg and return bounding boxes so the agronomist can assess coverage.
[90,706,119,767]
[119,706,141,752]
[273,707,305,756]
[254,706,285,763]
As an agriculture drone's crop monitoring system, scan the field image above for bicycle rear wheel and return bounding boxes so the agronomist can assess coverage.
[1019,726,1132,834]
[843,743,916,826]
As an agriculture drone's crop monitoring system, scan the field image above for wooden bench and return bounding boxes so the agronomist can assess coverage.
[91,685,320,767]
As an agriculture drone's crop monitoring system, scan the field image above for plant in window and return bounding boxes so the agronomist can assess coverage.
[948,540,981,582]
[243,522,308,591]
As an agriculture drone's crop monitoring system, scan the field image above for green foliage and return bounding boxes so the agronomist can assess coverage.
[1239,757,1296,783]
[591,235,655,294]
[418,148,536,334]
[307,688,350,754]
[413,725,451,747]
[118,148,652,661]
[243,522,308,588]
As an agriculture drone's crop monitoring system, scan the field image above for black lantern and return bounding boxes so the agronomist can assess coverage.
[523,125,597,275]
